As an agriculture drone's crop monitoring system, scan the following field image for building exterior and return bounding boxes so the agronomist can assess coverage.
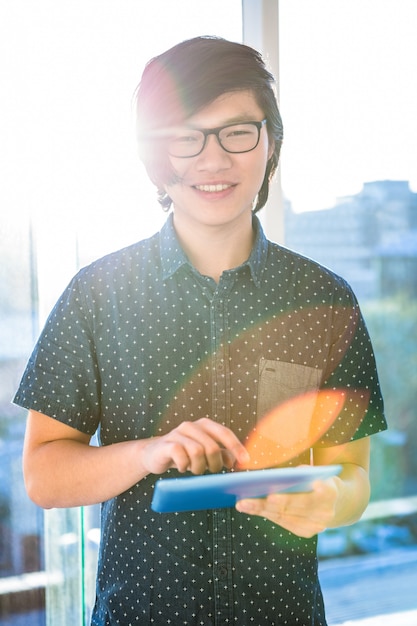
[285,180,417,302]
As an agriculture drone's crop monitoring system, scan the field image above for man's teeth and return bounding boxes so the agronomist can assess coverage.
[195,184,231,192]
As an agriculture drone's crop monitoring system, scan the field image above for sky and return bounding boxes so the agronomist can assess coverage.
[1,0,416,303]
[279,0,417,212]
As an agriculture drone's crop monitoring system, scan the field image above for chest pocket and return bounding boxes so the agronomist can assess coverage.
[257,358,322,420]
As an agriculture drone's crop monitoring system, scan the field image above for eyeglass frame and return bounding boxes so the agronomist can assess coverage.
[166,119,268,158]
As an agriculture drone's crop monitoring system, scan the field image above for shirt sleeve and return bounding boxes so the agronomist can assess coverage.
[315,281,387,446]
[13,271,101,435]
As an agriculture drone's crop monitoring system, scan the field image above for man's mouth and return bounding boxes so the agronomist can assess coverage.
[194,183,233,193]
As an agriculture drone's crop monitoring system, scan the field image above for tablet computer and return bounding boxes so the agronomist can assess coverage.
[151,464,342,513]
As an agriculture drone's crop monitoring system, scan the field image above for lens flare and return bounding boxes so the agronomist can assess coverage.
[240,388,369,469]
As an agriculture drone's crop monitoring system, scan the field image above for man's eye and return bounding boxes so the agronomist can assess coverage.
[172,134,198,144]
[229,129,251,136]
[225,126,255,138]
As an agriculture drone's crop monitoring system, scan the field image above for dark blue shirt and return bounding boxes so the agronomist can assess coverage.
[15,215,386,625]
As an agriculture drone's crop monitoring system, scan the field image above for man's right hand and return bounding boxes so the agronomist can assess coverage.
[141,417,250,475]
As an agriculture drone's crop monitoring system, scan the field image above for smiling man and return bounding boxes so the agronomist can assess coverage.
[15,37,386,625]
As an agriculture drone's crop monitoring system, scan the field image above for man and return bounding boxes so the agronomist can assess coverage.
[15,37,386,625]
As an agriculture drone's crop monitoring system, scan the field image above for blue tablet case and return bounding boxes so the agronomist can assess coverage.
[151,465,342,513]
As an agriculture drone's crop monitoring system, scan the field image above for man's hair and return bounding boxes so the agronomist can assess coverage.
[134,36,283,213]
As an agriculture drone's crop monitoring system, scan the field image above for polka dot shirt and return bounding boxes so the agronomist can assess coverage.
[14,215,386,625]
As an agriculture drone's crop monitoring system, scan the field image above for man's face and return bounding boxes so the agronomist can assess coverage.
[164,90,274,231]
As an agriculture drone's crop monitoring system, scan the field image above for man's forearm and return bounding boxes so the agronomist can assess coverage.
[24,437,151,509]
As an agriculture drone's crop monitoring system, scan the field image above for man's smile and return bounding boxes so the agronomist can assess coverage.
[194,183,234,193]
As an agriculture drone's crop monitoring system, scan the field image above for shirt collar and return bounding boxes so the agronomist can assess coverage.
[159,213,268,287]
[245,215,268,287]
[159,213,189,280]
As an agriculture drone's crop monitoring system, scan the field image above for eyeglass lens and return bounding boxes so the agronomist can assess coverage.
[168,122,263,158]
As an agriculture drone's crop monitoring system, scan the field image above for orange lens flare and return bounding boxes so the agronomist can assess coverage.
[240,389,367,470]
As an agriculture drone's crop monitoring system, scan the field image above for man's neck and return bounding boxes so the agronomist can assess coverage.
[173,213,254,283]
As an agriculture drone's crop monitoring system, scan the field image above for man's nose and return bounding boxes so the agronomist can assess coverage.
[196,133,232,169]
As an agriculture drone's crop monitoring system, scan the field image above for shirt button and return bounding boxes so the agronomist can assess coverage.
[218,566,228,578]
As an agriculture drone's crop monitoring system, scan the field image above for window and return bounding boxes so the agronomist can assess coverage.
[279,2,417,624]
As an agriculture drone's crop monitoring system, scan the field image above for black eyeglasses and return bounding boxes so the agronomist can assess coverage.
[166,119,267,158]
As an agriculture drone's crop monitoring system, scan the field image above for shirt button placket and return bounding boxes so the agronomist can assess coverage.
[211,284,234,624]
[212,508,234,624]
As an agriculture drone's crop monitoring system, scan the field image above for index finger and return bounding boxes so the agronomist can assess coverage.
[194,418,250,466]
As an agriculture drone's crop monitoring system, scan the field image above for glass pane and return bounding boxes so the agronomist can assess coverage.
[0,216,45,624]
[280,2,417,624]
[44,509,83,626]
